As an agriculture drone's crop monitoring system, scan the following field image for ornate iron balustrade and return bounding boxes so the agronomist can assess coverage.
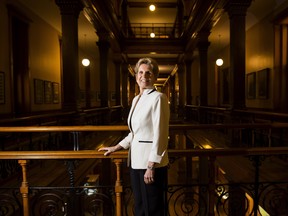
[0,125,288,215]
[128,23,181,38]
[0,148,287,215]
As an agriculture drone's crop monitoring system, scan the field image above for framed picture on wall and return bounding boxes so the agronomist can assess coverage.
[44,81,52,103]
[34,79,44,104]
[97,92,101,101]
[110,92,116,101]
[0,72,5,104]
[257,68,269,99]
[89,91,96,102]
[80,90,86,102]
[247,72,256,99]
[52,82,59,104]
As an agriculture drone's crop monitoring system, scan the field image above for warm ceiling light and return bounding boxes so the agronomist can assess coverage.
[150,32,155,38]
[82,34,90,67]
[149,4,156,11]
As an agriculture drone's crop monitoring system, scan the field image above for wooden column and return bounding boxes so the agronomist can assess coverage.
[97,32,110,108]
[121,63,129,120]
[85,66,91,108]
[170,75,176,113]
[121,63,128,108]
[114,54,122,106]
[197,30,210,107]
[55,0,83,112]
[274,23,288,112]
[121,0,129,36]
[177,63,185,118]
[225,0,252,109]
[185,54,193,105]
[129,75,136,105]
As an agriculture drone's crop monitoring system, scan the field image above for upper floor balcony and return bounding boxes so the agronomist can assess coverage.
[127,23,182,39]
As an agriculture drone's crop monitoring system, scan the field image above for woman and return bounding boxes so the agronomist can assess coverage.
[99,57,170,216]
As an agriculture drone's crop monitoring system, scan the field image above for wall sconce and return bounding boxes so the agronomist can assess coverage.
[215,34,224,66]
[82,58,90,67]
[216,58,223,66]
[150,32,155,38]
[82,34,90,67]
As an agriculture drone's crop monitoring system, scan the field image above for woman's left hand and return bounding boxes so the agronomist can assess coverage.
[144,169,154,184]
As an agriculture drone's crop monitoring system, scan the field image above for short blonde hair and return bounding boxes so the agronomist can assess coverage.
[134,58,159,78]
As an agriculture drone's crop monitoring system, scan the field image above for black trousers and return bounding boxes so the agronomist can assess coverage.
[130,167,167,216]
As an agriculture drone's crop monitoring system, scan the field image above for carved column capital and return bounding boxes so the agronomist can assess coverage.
[96,39,110,51]
[55,0,83,17]
[184,52,194,63]
[197,29,210,41]
[225,0,252,17]
[97,30,112,42]
[197,30,211,52]
[197,41,210,52]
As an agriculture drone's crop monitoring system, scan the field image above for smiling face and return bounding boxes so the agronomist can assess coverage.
[136,63,156,92]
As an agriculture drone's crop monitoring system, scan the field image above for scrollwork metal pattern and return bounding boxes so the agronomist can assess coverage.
[79,187,115,216]
[167,185,208,216]
[215,184,250,216]
[31,189,69,216]
[0,189,22,216]
[30,186,115,216]
[259,182,288,216]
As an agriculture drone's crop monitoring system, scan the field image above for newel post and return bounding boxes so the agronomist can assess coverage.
[113,159,124,216]
[18,160,29,216]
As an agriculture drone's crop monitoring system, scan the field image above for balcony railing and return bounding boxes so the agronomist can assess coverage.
[128,23,181,39]
[0,124,288,216]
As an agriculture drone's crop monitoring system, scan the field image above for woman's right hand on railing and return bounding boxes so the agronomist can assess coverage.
[98,144,122,156]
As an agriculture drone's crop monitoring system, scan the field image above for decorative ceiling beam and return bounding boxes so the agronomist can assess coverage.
[182,0,228,52]
[82,0,124,51]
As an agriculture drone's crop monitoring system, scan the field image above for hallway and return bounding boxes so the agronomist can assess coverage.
[1,0,288,215]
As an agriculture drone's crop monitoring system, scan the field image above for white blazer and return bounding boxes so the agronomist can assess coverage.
[119,88,170,169]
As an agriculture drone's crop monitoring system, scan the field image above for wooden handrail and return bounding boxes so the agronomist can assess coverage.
[1,122,288,133]
[234,109,288,118]
[186,105,228,111]
[0,147,288,160]
[186,104,288,117]
[0,125,129,132]
[0,111,76,124]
